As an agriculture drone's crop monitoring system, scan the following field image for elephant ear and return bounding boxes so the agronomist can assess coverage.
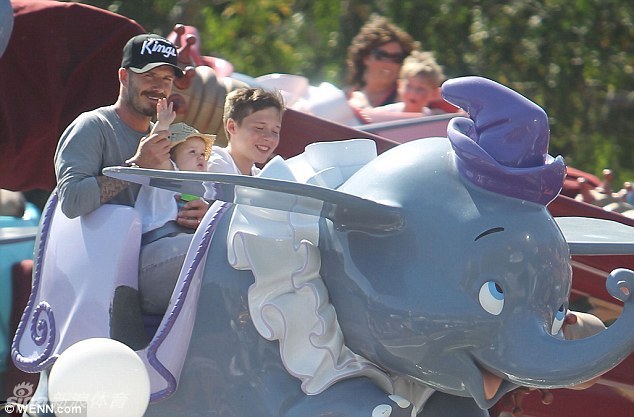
[103,166,404,233]
[555,217,634,255]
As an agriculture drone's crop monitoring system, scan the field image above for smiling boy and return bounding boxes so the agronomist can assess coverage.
[208,87,285,175]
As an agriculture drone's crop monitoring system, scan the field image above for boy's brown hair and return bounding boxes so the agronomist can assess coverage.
[223,87,285,138]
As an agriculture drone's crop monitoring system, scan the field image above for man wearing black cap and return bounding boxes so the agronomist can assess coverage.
[54,33,209,344]
[55,33,193,217]
[121,33,183,77]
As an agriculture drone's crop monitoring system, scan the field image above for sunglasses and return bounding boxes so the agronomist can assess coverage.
[370,49,406,64]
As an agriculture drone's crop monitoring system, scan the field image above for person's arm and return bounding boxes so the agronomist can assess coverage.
[55,116,108,218]
[96,176,131,204]
[107,130,172,199]
[56,111,175,218]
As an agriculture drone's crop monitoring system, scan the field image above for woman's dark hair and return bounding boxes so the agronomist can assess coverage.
[346,14,418,87]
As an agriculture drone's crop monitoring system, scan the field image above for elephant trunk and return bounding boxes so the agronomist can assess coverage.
[492,269,634,388]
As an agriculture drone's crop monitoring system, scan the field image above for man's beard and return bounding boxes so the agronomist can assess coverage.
[129,93,156,118]
[126,79,160,118]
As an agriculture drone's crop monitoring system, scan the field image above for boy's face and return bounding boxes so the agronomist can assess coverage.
[399,76,439,113]
[226,107,282,166]
[171,137,207,172]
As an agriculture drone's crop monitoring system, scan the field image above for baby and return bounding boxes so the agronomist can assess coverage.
[135,98,215,314]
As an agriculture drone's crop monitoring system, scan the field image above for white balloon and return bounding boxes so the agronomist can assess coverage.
[48,338,150,417]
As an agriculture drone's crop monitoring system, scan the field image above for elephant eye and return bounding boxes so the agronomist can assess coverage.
[479,281,504,315]
[551,304,567,335]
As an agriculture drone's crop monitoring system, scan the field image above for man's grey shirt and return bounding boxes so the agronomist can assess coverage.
[54,105,149,218]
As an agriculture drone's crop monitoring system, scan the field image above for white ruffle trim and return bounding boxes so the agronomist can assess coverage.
[226,140,435,412]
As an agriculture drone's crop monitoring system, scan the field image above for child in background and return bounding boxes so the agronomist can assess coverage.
[208,87,285,175]
[359,51,457,123]
[399,51,446,114]
[378,51,446,115]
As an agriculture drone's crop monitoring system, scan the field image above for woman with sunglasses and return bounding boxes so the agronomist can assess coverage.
[346,14,418,113]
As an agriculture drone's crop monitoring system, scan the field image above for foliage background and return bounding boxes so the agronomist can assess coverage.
[70,0,634,184]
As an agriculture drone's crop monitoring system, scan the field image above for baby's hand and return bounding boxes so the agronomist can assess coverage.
[153,98,176,133]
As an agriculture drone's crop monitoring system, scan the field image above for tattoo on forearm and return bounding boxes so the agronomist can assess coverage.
[97,176,129,204]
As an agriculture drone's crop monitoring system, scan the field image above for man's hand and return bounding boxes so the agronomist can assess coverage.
[125,130,171,169]
[176,198,210,229]
[563,310,606,340]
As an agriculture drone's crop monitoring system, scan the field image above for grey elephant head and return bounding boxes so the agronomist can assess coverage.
[318,137,571,408]
[315,77,634,409]
[104,76,634,412]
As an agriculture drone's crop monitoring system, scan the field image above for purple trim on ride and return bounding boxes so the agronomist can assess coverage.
[11,190,59,371]
[147,202,230,403]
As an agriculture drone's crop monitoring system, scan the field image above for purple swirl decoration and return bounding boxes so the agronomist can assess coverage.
[30,302,55,346]
[12,190,58,371]
[442,76,566,206]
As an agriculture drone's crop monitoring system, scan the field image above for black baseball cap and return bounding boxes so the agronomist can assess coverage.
[121,34,184,77]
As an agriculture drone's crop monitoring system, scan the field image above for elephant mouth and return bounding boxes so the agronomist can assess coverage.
[481,367,504,400]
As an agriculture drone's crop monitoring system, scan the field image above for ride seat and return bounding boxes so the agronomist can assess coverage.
[12,195,144,370]
[14,192,224,402]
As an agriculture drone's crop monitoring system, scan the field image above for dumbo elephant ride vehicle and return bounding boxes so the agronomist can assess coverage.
[10,77,634,417]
